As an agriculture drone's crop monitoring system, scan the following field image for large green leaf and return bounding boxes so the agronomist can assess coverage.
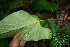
[0,10,52,41]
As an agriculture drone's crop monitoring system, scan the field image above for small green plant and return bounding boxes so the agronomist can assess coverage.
[48,20,69,47]
[41,20,70,47]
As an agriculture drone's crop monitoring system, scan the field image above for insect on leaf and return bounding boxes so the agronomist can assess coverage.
[0,10,52,41]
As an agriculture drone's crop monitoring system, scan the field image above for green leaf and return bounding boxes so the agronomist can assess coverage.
[48,20,57,34]
[31,0,58,11]
[40,20,48,28]
[64,23,70,41]
[64,23,70,35]
[0,10,52,41]
[46,2,58,11]
[50,36,69,47]
[48,20,69,47]
[40,20,46,27]
[64,34,70,41]
[51,0,58,3]
[9,2,24,9]
[31,0,47,11]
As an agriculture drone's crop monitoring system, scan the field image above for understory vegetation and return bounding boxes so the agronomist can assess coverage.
[0,0,70,47]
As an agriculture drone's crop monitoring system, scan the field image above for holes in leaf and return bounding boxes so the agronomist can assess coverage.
[25,26,26,27]
[20,28,22,30]
[22,27,24,28]
[0,27,7,28]
[50,32,51,33]
[1,27,2,28]
[28,33,29,34]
